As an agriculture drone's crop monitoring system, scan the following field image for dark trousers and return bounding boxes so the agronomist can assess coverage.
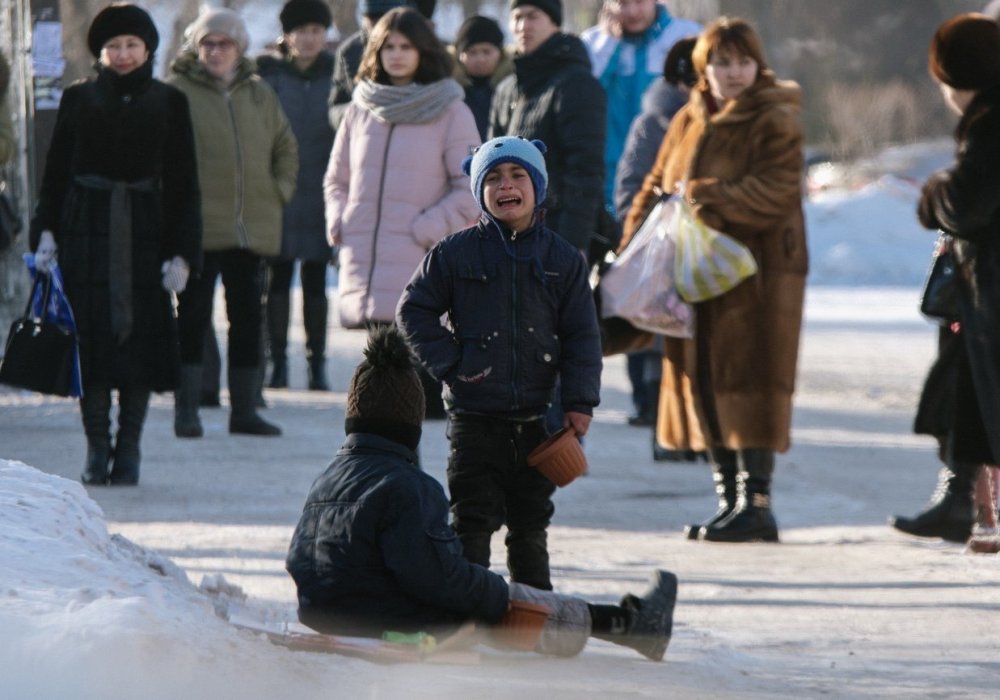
[178,249,264,369]
[447,414,556,590]
[269,258,327,297]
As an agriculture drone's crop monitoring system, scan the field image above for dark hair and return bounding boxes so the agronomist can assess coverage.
[663,36,697,87]
[357,7,453,84]
[928,13,1000,90]
[692,17,768,84]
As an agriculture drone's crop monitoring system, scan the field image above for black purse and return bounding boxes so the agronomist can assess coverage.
[919,234,960,323]
[0,273,76,396]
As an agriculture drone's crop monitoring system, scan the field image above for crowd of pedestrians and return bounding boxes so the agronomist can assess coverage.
[12,0,999,652]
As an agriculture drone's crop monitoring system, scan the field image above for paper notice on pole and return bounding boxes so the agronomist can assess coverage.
[32,21,64,109]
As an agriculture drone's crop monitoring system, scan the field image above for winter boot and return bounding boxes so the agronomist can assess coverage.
[701,448,779,543]
[110,387,150,486]
[684,448,738,539]
[303,292,330,391]
[266,291,290,389]
[80,385,113,485]
[506,529,551,590]
[607,570,678,661]
[174,364,204,438]
[229,367,281,436]
[890,463,976,543]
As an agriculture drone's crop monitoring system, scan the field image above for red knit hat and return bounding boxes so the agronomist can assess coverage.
[929,13,1000,90]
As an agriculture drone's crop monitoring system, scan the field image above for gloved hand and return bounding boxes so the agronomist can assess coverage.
[34,230,57,273]
[161,255,190,294]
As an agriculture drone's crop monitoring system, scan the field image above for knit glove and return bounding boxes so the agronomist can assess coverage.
[161,255,190,293]
[34,230,57,273]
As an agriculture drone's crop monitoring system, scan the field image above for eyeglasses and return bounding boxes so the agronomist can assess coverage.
[199,39,237,53]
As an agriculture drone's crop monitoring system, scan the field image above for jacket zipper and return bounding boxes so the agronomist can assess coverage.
[225,89,250,249]
[362,123,395,322]
[510,229,520,409]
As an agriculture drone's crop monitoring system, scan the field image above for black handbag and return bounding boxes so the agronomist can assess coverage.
[0,273,76,396]
[919,234,959,323]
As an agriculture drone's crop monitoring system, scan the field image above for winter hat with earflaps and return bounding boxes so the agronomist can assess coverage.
[344,327,425,451]
[929,13,1000,91]
[462,136,548,212]
[87,4,160,57]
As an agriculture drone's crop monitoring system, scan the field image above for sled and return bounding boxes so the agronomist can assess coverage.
[227,604,482,664]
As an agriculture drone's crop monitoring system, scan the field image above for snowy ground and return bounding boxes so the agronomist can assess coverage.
[2,149,999,698]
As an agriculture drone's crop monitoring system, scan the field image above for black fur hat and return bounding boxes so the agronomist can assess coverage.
[280,0,332,33]
[87,4,159,58]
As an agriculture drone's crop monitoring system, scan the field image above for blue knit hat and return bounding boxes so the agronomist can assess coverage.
[462,137,548,213]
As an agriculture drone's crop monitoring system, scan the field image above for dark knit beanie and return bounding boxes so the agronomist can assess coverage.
[929,13,1000,91]
[87,4,160,58]
[509,0,562,27]
[345,327,425,448]
[455,15,504,53]
[280,0,332,32]
[663,36,697,87]
[360,0,411,20]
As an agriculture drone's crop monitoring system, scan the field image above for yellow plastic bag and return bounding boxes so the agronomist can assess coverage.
[673,199,758,303]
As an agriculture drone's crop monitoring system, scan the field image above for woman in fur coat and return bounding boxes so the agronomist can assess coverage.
[29,4,201,487]
[624,17,807,543]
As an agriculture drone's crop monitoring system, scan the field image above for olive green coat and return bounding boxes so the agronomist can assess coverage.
[168,54,297,256]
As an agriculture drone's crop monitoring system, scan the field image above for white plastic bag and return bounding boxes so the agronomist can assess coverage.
[598,197,693,338]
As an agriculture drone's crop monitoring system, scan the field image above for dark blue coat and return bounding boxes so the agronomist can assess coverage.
[257,51,334,262]
[396,218,602,417]
[286,433,510,636]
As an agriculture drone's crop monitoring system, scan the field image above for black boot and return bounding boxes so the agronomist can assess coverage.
[200,329,222,407]
[505,529,551,590]
[684,448,738,539]
[80,386,112,485]
[174,364,204,438]
[603,570,678,661]
[229,366,281,436]
[267,291,290,389]
[890,464,976,543]
[110,387,150,486]
[701,448,779,543]
[303,292,330,391]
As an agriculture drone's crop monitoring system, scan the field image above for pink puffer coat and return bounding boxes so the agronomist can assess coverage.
[324,98,480,328]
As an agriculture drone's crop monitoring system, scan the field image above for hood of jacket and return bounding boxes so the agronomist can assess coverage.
[640,79,689,130]
[513,33,593,93]
[170,51,258,90]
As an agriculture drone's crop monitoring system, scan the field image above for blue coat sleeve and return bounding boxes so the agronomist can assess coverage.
[396,241,462,382]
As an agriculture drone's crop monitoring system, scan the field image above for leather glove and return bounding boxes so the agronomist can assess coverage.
[34,230,57,273]
[161,255,190,294]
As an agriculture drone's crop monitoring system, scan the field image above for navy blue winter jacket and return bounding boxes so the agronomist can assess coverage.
[286,433,510,636]
[396,218,602,417]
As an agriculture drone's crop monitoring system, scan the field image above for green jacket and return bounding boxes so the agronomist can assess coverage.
[168,54,297,256]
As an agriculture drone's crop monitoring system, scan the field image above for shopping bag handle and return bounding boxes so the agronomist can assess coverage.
[22,272,54,325]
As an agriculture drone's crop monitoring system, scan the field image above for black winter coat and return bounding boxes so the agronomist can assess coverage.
[286,432,510,636]
[30,63,201,392]
[396,218,602,417]
[257,51,335,262]
[489,34,607,252]
[918,84,1000,463]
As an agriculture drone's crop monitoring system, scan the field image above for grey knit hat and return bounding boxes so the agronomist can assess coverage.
[185,8,250,54]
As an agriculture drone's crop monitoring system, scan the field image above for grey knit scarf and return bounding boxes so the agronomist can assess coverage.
[353,78,463,124]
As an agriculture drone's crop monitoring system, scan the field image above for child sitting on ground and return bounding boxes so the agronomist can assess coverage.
[285,327,677,659]
[396,136,603,591]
